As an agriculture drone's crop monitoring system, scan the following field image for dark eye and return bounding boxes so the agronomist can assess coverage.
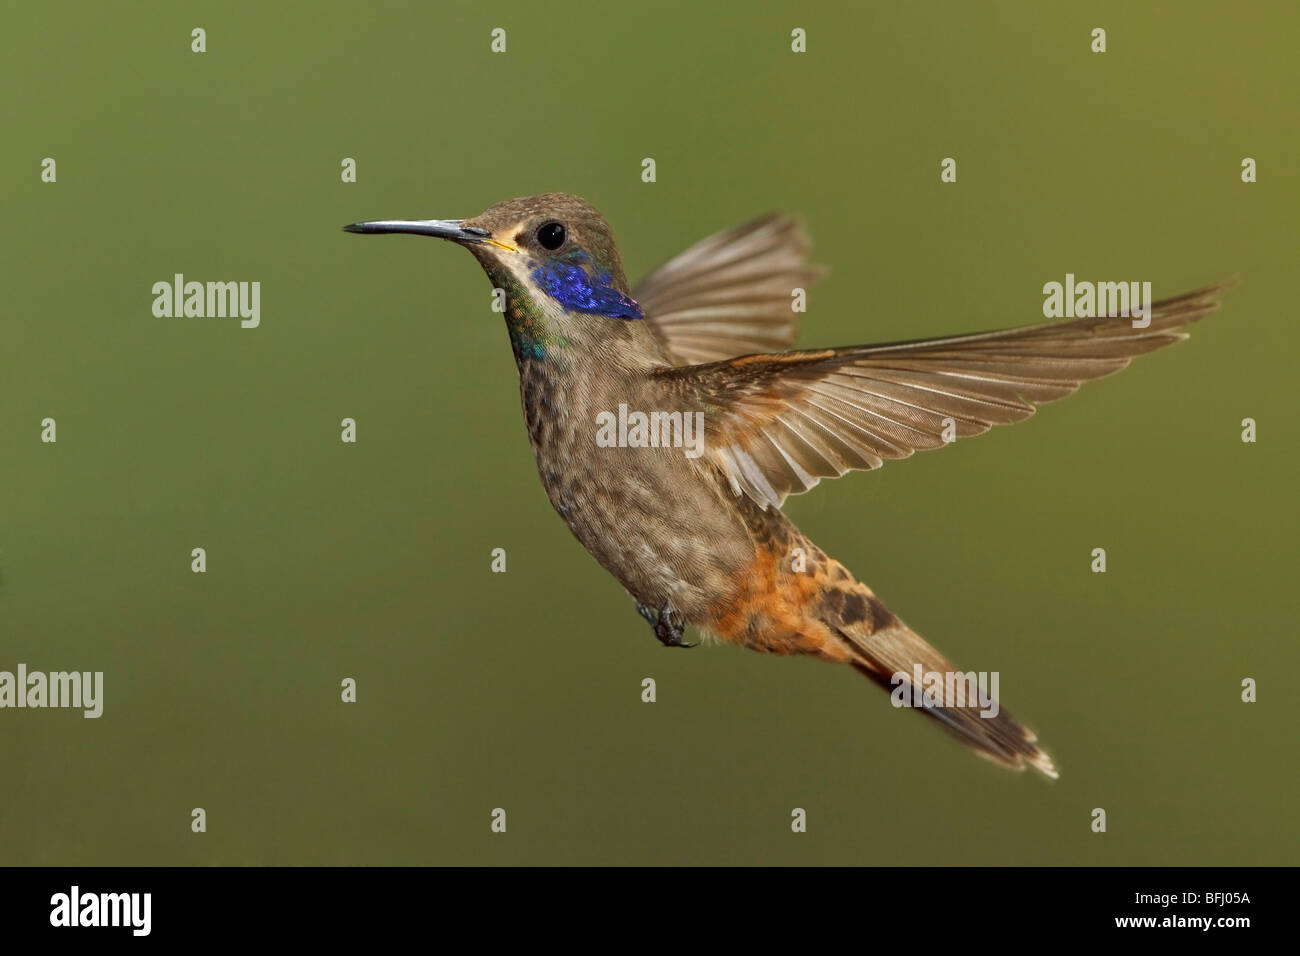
[536,221,566,250]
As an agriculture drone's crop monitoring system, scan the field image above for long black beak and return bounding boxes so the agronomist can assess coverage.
[342,218,491,243]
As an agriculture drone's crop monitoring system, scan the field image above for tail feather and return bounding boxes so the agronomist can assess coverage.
[705,524,1059,777]
[838,613,1058,779]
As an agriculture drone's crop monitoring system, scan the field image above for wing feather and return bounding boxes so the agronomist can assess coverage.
[653,281,1230,509]
[635,213,824,364]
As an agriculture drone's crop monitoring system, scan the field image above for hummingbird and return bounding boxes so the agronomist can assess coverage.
[345,193,1227,778]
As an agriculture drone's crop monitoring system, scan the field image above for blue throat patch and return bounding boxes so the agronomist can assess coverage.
[531,259,644,320]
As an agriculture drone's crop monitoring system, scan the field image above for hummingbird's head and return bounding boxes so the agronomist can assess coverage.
[345,193,647,364]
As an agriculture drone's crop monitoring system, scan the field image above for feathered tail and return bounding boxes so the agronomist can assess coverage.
[707,538,1059,776]
[833,596,1059,778]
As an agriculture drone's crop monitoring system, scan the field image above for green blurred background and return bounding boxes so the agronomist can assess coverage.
[2,1,1295,865]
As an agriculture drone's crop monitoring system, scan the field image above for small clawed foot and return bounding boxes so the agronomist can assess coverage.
[636,602,695,648]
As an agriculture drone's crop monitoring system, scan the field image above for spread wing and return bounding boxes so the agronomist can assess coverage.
[634,213,824,365]
[652,282,1230,509]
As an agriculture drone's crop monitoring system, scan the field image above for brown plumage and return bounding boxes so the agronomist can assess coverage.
[345,193,1232,779]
